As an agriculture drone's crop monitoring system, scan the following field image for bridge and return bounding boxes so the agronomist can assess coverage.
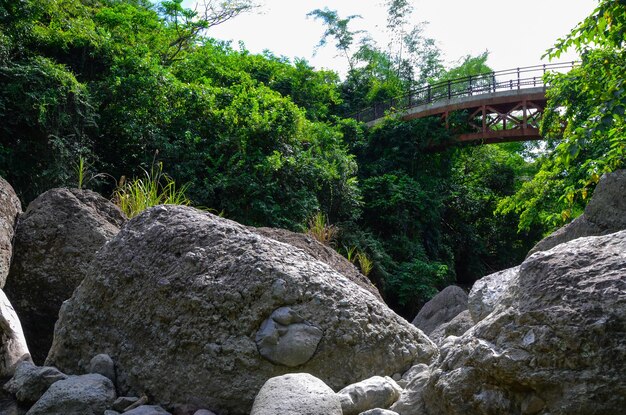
[351,62,577,145]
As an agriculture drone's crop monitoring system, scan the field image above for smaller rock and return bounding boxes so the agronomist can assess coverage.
[124,405,172,415]
[112,396,140,412]
[104,411,121,415]
[26,373,116,415]
[250,373,342,415]
[359,409,399,415]
[428,310,474,345]
[411,285,467,334]
[397,363,429,389]
[255,307,323,367]
[88,354,115,382]
[337,376,403,415]
[3,361,67,404]
[193,410,217,415]
[390,365,432,415]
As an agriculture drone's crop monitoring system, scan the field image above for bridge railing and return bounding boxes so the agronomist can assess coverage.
[351,62,578,123]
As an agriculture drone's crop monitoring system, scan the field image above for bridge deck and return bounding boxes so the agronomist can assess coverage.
[352,62,576,146]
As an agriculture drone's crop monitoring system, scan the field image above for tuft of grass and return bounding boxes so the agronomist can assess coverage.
[307,211,337,246]
[75,156,87,189]
[112,162,191,218]
[356,251,373,276]
[343,245,357,263]
[74,155,113,190]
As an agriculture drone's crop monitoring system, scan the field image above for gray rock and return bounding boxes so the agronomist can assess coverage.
[193,410,216,415]
[4,361,67,405]
[255,306,323,367]
[1,289,31,377]
[360,409,400,415]
[104,411,120,415]
[428,309,473,345]
[250,373,342,415]
[252,227,383,301]
[337,376,402,415]
[390,365,431,415]
[112,396,140,411]
[89,354,115,382]
[4,188,126,363]
[0,176,21,288]
[124,405,172,415]
[467,266,519,324]
[26,373,116,415]
[46,206,436,415]
[411,285,468,334]
[396,363,429,390]
[406,230,626,415]
[527,169,626,256]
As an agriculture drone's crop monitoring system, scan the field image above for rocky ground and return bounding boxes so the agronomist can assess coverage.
[0,170,624,415]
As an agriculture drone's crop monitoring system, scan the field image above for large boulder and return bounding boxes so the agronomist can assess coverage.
[46,206,437,415]
[252,227,383,301]
[397,230,626,415]
[0,290,31,377]
[0,176,21,288]
[527,169,626,256]
[4,188,126,363]
[250,373,342,415]
[411,285,467,334]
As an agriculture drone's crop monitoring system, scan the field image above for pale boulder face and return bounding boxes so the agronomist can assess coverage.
[250,373,342,415]
[0,289,31,378]
[399,230,626,415]
[46,206,437,415]
[4,188,126,363]
[0,176,21,288]
[467,266,519,323]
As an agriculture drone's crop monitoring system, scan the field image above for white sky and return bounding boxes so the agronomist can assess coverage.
[180,0,597,77]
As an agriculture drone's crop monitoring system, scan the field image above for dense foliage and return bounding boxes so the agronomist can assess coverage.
[0,0,357,230]
[2,0,595,318]
[498,0,625,231]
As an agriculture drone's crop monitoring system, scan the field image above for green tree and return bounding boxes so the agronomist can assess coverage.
[307,7,363,72]
[499,0,625,231]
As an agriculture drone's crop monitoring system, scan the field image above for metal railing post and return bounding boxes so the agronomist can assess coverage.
[517,67,520,89]
[447,80,451,99]
[492,72,496,92]
[468,75,473,95]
